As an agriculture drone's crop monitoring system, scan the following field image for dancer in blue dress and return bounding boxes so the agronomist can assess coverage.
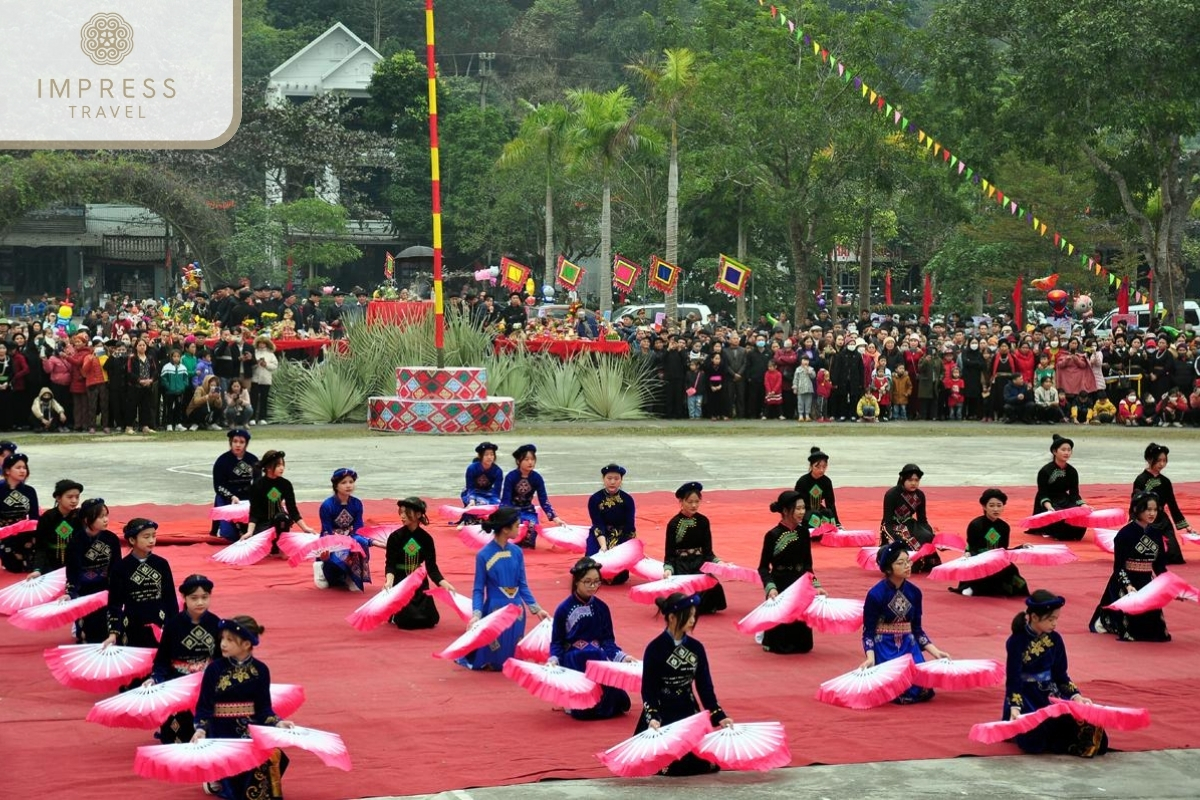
[501,444,563,549]
[462,441,504,506]
[861,540,951,704]
[458,507,549,671]
[586,463,636,585]
[317,468,373,592]
[549,557,634,719]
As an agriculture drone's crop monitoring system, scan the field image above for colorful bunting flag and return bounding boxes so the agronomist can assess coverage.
[647,255,681,293]
[612,254,642,300]
[714,254,751,298]
[499,256,531,293]
[555,254,585,291]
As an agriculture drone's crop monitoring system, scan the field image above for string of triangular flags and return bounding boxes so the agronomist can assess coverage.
[754,0,1143,302]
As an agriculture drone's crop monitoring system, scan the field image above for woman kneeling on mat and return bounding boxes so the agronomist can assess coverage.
[951,488,1028,598]
[880,464,940,573]
[757,490,824,654]
[1089,491,1172,642]
[1028,435,1088,541]
[663,482,727,614]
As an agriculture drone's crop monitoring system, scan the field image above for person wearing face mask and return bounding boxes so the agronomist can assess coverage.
[745,337,769,420]
[961,338,988,420]
[830,338,864,421]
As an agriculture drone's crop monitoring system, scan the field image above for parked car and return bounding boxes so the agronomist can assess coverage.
[1094,301,1199,337]
[613,303,713,325]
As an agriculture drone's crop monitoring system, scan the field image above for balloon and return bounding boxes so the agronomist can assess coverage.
[474,269,492,282]
[542,284,555,298]
[817,297,826,309]
[525,277,536,295]
[488,266,500,277]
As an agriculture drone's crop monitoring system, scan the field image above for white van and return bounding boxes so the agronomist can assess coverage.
[613,303,713,325]
[1096,302,1199,336]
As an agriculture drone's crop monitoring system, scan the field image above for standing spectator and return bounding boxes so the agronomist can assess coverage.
[81,339,109,434]
[991,342,1018,421]
[774,339,799,419]
[66,338,89,433]
[159,350,190,432]
[917,347,940,420]
[1146,337,1176,399]
[43,340,72,428]
[961,338,988,420]
[104,340,130,434]
[763,360,783,419]
[685,360,705,420]
[211,329,241,392]
[662,338,687,419]
[792,354,816,422]
[831,338,863,421]
[724,334,747,419]
[745,337,769,420]
[814,368,832,422]
[944,367,965,421]
[251,336,278,426]
[223,380,253,428]
[891,364,912,420]
[127,338,157,434]
[0,344,20,430]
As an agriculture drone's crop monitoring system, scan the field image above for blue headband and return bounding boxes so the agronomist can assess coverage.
[219,618,259,646]
[876,540,910,572]
[332,468,357,482]
[1025,595,1066,614]
[664,593,701,616]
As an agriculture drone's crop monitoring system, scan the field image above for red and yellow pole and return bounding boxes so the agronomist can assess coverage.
[425,0,445,365]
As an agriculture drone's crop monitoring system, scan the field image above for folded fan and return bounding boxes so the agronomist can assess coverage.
[1093,529,1118,554]
[593,539,645,579]
[911,658,1004,690]
[438,504,497,522]
[425,586,473,622]
[1103,571,1200,615]
[628,574,717,605]
[1007,544,1078,567]
[1048,697,1151,731]
[1084,508,1128,528]
[44,643,156,693]
[502,658,603,710]
[133,739,269,784]
[596,711,712,778]
[210,529,275,567]
[249,724,352,771]
[87,672,205,728]
[0,567,67,615]
[700,561,762,585]
[538,524,589,552]
[209,502,250,523]
[631,557,667,582]
[432,604,522,660]
[929,549,1012,582]
[345,565,428,632]
[10,591,109,631]
[584,659,642,693]
[736,574,817,635]
[968,704,1069,744]
[1018,505,1092,530]
[515,617,552,663]
[815,654,915,710]
[270,684,306,718]
[0,518,38,540]
[932,533,967,551]
[816,529,876,548]
[693,721,790,771]
[798,595,865,635]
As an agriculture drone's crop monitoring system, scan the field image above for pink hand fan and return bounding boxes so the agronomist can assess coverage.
[270,684,306,718]
[736,576,817,635]
[345,565,428,632]
[133,739,269,784]
[815,654,915,709]
[511,521,530,545]
[929,549,1012,582]
[300,534,367,563]
[44,643,156,693]
[1184,533,1200,546]
[596,711,712,778]
[249,724,352,771]
[10,591,109,631]
[912,543,939,563]
[798,595,865,634]
[359,524,395,549]
[538,524,589,552]
[1084,508,1128,529]
[631,557,667,582]
[810,522,838,539]
[502,658,603,709]
[911,658,1004,690]
[584,659,642,693]
[856,546,882,571]
[1018,505,1092,530]
[1048,697,1151,731]
[209,502,250,523]
[627,574,717,605]
[1104,571,1200,615]
[0,518,38,540]
[933,533,967,551]
[432,603,522,660]
[593,539,646,579]
[817,529,876,548]
[693,721,791,771]
[277,531,319,565]
[515,617,551,662]
[1007,544,1078,567]
[1094,529,1118,553]
[968,704,1069,744]
[0,567,67,615]
[87,672,204,728]
[700,561,763,585]
[425,586,473,622]
[438,504,497,522]
[210,529,275,567]
[458,525,491,550]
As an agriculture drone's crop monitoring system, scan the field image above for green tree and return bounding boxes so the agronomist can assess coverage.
[224,196,287,286]
[273,198,363,283]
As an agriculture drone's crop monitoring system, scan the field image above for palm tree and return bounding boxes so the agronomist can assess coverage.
[498,100,572,289]
[628,48,697,320]
[567,86,662,314]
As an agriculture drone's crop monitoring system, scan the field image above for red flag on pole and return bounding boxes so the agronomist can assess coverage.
[1012,274,1024,331]
[1117,277,1129,314]
[884,270,893,305]
[921,272,932,320]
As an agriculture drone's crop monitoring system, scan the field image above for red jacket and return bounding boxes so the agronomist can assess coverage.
[1010,350,1036,384]
[764,369,783,403]
[82,353,106,387]
[9,353,29,391]
[66,349,88,393]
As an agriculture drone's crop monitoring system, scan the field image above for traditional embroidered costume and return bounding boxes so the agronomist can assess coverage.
[31,504,75,575]
[459,539,540,670]
[152,593,220,744]
[501,468,554,548]
[318,494,370,591]
[880,467,940,574]
[863,575,935,704]
[211,435,258,541]
[1089,518,1171,642]
[65,525,120,643]
[955,514,1028,597]
[757,520,817,654]
[550,592,631,719]
[462,445,504,506]
[664,510,726,615]
[587,465,637,585]
[1028,439,1087,541]
[1134,468,1187,566]
[107,551,178,649]
[793,472,839,529]
[384,525,444,629]
[0,473,40,573]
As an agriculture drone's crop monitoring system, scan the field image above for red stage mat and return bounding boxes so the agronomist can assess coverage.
[2,484,1197,799]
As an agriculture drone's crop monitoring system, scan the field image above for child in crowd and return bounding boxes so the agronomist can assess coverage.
[872,364,891,421]
[1034,376,1059,423]
[814,368,832,422]
[1089,393,1117,424]
[1033,353,1055,388]
[1140,392,1158,427]
[891,364,911,420]
[1118,392,1142,427]
[105,518,177,650]
[944,367,965,420]
[1071,391,1094,425]
[159,350,190,432]
[1157,388,1187,427]
[792,355,816,421]
[1056,389,1071,423]
[856,387,880,422]
[685,361,705,419]
[1189,385,1200,426]
[763,361,783,419]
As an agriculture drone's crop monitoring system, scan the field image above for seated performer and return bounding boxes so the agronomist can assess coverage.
[1027,435,1088,541]
[793,447,841,529]
[951,488,1029,597]
[384,497,456,630]
[147,574,221,744]
[880,464,940,573]
[586,463,636,584]
[757,489,824,654]
[663,482,726,615]
[1089,491,1172,642]
[462,441,504,506]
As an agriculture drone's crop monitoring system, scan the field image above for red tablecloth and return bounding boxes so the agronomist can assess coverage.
[492,338,631,358]
[366,300,433,328]
[200,337,344,356]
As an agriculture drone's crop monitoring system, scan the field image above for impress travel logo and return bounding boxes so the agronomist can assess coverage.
[0,1,241,149]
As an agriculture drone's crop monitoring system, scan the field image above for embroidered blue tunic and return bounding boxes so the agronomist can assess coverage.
[586,488,637,555]
[862,578,935,703]
[550,593,630,719]
[318,495,370,591]
[501,468,555,547]
[460,540,539,670]
[211,450,258,541]
[462,461,504,505]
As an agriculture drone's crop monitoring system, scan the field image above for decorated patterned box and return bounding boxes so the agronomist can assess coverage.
[394,367,488,401]
[368,397,514,434]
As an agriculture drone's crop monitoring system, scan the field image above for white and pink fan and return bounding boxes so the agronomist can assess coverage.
[856,546,883,571]
[209,502,250,523]
[736,576,817,635]
[817,528,876,547]
[298,534,367,565]
[593,539,646,579]
[277,531,320,564]
[969,704,1069,744]
[425,586,473,622]
[502,658,603,710]
[359,524,395,549]
[249,724,351,771]
[929,549,1012,582]
[1084,508,1128,529]
[457,525,492,550]
[515,617,552,663]
[10,590,108,631]
[433,603,522,660]
[345,565,428,632]
[44,643,156,693]
[693,721,790,771]
[538,524,589,552]
[631,557,667,582]
[584,659,642,693]
[438,504,497,523]
[911,658,1003,690]
[799,595,865,635]
[1103,571,1200,615]
[628,574,717,605]
[933,533,967,551]
[1018,505,1091,530]
[1048,697,1151,731]
[210,529,275,567]
[0,518,38,540]
[134,739,268,784]
[596,711,711,778]
[1184,532,1200,546]
[0,567,67,615]
[700,561,762,586]
[1007,544,1078,566]
[87,672,204,728]
[912,543,939,563]
[270,684,306,718]
[815,654,915,710]
[1093,529,1118,553]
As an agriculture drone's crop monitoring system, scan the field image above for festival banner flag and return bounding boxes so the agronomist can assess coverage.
[647,255,681,293]
[921,272,933,321]
[612,254,642,300]
[884,269,893,305]
[499,256,531,293]
[555,255,585,291]
[383,251,395,280]
[714,254,751,298]
[1013,274,1024,331]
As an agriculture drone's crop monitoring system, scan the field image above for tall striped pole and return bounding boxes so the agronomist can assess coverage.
[425,0,445,366]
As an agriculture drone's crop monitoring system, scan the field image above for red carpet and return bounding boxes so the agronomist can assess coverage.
[3,484,1199,799]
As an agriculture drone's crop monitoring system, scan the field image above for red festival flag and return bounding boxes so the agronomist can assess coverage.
[1117,276,1129,314]
[921,272,933,321]
[884,270,893,305]
[1012,274,1024,331]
